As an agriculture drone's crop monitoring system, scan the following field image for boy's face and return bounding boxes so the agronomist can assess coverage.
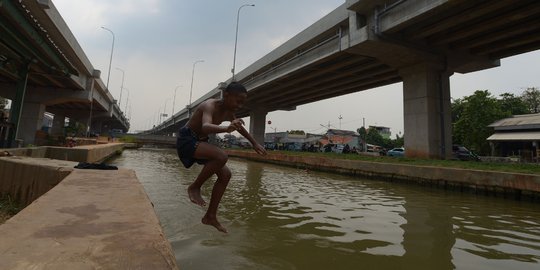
[223,92,247,111]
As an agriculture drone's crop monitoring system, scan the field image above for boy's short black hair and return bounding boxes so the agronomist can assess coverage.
[224,82,247,94]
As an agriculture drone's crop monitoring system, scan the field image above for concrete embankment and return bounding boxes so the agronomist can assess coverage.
[0,144,179,269]
[0,143,124,206]
[0,157,76,206]
[0,168,178,269]
[4,143,125,163]
[226,150,540,198]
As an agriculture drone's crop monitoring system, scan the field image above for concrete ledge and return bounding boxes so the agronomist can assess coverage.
[47,143,124,163]
[1,143,125,163]
[0,169,178,269]
[227,150,540,196]
[0,157,76,206]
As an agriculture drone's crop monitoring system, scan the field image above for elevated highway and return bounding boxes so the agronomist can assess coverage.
[0,0,129,146]
[148,0,540,158]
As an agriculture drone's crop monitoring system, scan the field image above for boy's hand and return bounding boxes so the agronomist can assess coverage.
[225,119,244,133]
[231,118,245,129]
[225,124,237,133]
[254,143,267,156]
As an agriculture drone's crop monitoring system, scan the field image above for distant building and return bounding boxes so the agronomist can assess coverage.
[369,125,391,139]
[319,129,360,149]
[487,113,540,161]
[264,132,322,151]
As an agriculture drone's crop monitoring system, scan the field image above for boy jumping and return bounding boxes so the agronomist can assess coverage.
[176,82,267,233]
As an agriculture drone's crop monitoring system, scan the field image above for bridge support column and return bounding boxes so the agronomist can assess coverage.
[17,102,46,145]
[91,120,103,135]
[101,122,112,135]
[400,62,452,159]
[249,109,267,146]
[51,112,66,136]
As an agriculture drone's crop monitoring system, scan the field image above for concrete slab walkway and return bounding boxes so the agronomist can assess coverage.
[0,169,178,270]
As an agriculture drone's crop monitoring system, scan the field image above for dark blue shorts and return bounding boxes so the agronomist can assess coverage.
[176,126,207,168]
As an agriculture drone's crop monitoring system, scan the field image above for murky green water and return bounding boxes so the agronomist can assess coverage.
[110,148,540,270]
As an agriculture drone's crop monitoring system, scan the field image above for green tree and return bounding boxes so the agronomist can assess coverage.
[357,127,366,138]
[499,92,528,115]
[521,87,540,113]
[453,90,509,155]
[393,133,404,148]
[451,98,465,124]
[357,127,367,151]
[288,130,305,135]
[366,128,384,146]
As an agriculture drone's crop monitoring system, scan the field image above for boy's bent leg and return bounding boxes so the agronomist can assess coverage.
[202,165,231,233]
[188,142,228,207]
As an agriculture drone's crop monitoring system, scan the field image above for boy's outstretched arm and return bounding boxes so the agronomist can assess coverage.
[234,119,267,156]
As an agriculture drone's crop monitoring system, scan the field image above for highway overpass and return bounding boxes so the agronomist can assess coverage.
[0,0,129,146]
[149,0,540,159]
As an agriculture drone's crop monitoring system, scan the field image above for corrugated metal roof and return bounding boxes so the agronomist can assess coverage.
[489,113,540,130]
[487,131,540,141]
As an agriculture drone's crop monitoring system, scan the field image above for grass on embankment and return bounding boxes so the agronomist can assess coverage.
[0,195,21,225]
[237,150,540,175]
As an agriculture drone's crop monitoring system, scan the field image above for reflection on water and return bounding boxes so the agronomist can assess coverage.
[110,149,540,270]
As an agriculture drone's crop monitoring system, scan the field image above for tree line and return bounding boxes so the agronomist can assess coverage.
[357,126,404,150]
[452,87,539,155]
[358,87,540,155]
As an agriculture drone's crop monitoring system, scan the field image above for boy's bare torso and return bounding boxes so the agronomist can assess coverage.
[187,99,235,137]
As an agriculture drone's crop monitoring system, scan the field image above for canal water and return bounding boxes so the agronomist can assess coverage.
[110,148,540,270]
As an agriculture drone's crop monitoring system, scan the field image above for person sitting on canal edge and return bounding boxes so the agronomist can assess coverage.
[176,81,267,233]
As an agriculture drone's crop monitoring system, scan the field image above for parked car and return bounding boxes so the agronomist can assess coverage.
[387,147,405,157]
[333,144,345,154]
[452,145,480,161]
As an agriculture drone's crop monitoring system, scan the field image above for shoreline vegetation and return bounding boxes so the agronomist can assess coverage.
[231,149,540,175]
[0,195,21,225]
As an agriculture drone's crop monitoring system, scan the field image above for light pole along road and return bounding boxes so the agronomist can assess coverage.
[100,26,115,90]
[189,60,204,112]
[231,4,255,81]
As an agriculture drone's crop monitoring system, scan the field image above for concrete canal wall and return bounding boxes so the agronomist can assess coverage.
[3,143,125,163]
[0,144,179,269]
[0,143,125,206]
[0,157,75,206]
[227,150,540,198]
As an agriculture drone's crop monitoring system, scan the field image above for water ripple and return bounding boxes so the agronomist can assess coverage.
[111,149,540,270]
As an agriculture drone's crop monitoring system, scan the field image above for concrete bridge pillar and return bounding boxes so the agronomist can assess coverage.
[50,112,66,136]
[249,109,267,146]
[91,120,103,135]
[400,62,452,159]
[17,102,46,145]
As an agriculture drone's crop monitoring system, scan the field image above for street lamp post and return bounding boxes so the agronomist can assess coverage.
[116,67,125,107]
[163,99,169,117]
[124,87,130,113]
[172,85,181,123]
[231,4,255,80]
[100,26,115,90]
[189,60,204,109]
[363,117,366,152]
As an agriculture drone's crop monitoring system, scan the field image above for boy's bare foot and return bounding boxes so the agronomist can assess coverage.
[202,216,228,233]
[187,186,206,207]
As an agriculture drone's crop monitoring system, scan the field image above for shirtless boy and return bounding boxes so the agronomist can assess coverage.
[176,82,267,233]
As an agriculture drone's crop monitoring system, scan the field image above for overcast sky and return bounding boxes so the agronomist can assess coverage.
[52,0,540,136]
